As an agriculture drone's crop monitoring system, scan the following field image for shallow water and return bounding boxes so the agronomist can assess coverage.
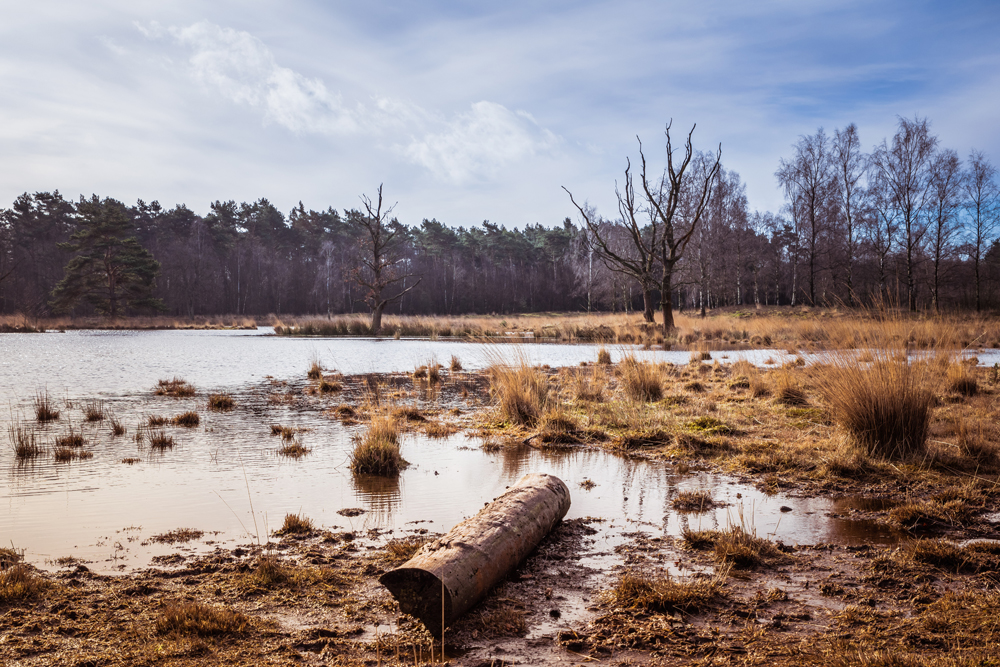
[0,329,945,573]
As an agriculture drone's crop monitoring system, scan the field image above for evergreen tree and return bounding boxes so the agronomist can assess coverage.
[50,196,163,317]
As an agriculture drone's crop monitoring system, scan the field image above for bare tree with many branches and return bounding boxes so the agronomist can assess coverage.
[352,185,421,336]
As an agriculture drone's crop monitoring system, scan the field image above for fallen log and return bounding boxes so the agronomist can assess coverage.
[379,472,571,636]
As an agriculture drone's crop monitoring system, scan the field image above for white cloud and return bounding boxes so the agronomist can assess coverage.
[167,21,358,135]
[405,102,559,184]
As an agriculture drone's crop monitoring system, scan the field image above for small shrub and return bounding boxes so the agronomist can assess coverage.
[208,393,235,411]
[350,415,406,475]
[155,377,195,397]
[34,391,59,422]
[156,602,249,637]
[276,512,314,535]
[172,411,200,427]
[82,400,106,421]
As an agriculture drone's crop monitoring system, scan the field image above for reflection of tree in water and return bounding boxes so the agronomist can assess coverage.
[493,445,534,482]
[351,473,402,526]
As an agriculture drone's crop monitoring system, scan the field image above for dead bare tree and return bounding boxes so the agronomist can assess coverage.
[563,158,660,322]
[643,122,721,334]
[351,184,420,336]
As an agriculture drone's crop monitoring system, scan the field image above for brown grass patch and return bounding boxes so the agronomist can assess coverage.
[33,391,59,422]
[487,358,549,426]
[0,563,50,603]
[155,602,249,637]
[275,512,314,535]
[607,568,725,614]
[350,415,406,475]
[208,392,235,411]
[172,411,200,427]
[155,377,195,397]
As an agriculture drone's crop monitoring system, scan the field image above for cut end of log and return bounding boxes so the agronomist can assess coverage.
[379,567,452,637]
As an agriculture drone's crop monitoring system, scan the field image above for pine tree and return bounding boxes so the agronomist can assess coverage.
[50,196,164,317]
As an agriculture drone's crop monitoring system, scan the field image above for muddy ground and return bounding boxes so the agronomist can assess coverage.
[4,362,1000,666]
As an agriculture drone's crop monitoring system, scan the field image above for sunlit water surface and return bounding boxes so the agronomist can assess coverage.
[3,328,977,573]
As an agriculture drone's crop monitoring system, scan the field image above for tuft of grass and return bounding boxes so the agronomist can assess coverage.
[597,347,612,365]
[150,528,204,543]
[276,512,314,535]
[681,525,782,569]
[33,391,60,422]
[685,416,732,434]
[382,536,429,564]
[307,356,323,380]
[774,372,809,406]
[619,354,662,401]
[0,547,22,569]
[946,363,978,397]
[109,415,126,436]
[82,400,106,421]
[172,411,200,427]
[350,415,406,475]
[425,420,458,438]
[149,429,175,448]
[608,568,725,614]
[487,358,549,426]
[818,352,934,459]
[450,355,463,371]
[427,362,442,384]
[155,377,195,397]
[55,426,86,447]
[318,376,342,393]
[412,365,428,379]
[8,421,43,459]
[208,392,235,411]
[672,490,716,512]
[278,439,311,458]
[0,563,50,603]
[392,405,426,422]
[147,414,168,427]
[155,602,249,637]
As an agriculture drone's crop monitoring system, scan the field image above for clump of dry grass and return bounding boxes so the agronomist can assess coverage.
[450,355,463,371]
[147,414,168,427]
[608,568,725,614]
[392,406,426,422]
[597,347,612,365]
[671,490,716,512]
[307,356,323,380]
[818,351,934,459]
[276,512,314,535]
[425,421,458,438]
[350,414,406,475]
[148,429,175,448]
[278,439,311,458]
[946,362,978,397]
[8,421,43,459]
[318,376,342,393]
[681,525,783,569]
[773,371,809,406]
[108,415,126,436]
[155,602,249,637]
[149,528,204,543]
[55,426,86,448]
[270,424,297,440]
[0,563,50,603]
[208,392,235,411]
[487,358,549,426]
[155,377,195,397]
[382,536,429,564]
[82,400,106,421]
[619,354,662,401]
[0,547,22,569]
[33,391,59,422]
[172,411,200,427]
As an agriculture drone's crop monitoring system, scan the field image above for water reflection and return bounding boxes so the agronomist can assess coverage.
[352,472,402,521]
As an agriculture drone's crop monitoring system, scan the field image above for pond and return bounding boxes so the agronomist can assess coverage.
[0,329,935,574]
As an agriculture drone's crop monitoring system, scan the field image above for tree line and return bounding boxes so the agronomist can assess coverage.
[0,116,998,323]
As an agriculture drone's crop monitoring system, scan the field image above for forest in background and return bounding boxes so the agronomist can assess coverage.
[1,116,998,319]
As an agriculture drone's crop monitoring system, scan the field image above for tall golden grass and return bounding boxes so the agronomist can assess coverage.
[486,354,549,426]
[350,414,406,475]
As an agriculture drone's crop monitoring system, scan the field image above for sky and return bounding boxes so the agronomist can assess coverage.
[1,0,998,229]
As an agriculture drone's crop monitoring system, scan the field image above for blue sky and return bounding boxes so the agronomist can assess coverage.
[1,1,998,227]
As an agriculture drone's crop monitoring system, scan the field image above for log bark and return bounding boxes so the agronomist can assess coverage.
[379,473,571,636]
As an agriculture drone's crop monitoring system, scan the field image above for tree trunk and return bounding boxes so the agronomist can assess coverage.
[371,301,386,337]
[642,288,655,323]
[661,271,674,337]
